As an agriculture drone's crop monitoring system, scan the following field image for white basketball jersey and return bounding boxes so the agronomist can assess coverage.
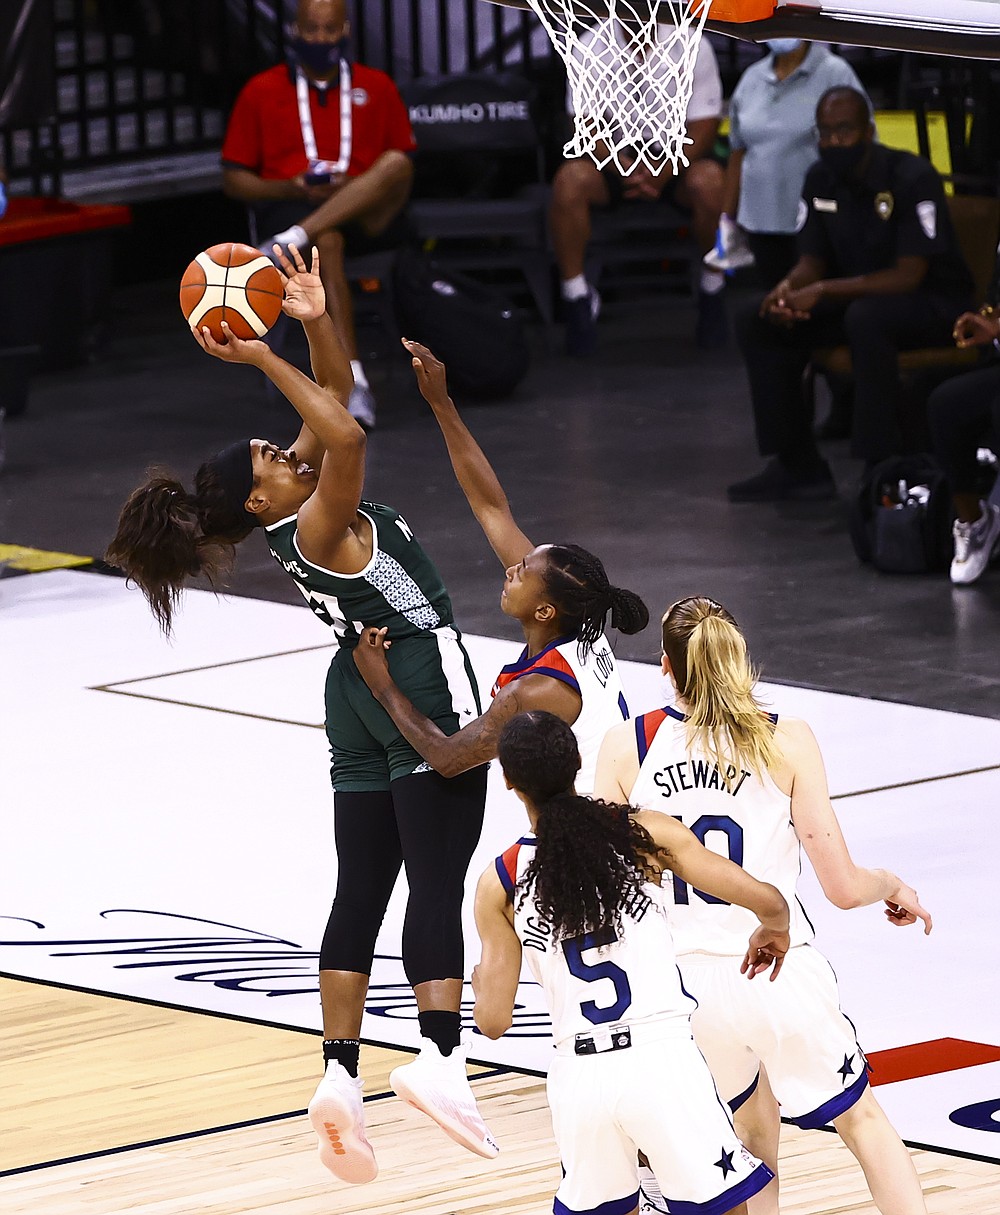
[492,632,630,795]
[495,835,696,1049]
[629,706,814,955]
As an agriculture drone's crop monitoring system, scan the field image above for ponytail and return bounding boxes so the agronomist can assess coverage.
[520,792,667,941]
[661,597,779,786]
[106,457,257,634]
[542,544,649,659]
[498,710,668,941]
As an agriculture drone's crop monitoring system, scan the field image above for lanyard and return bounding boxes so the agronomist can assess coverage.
[296,63,353,174]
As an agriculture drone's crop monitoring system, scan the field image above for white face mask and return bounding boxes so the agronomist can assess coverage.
[766,38,804,56]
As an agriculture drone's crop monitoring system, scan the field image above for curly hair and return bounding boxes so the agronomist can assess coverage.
[498,711,669,942]
[106,456,258,634]
[541,544,649,660]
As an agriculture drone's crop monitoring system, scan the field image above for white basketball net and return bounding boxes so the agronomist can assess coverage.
[525,0,711,176]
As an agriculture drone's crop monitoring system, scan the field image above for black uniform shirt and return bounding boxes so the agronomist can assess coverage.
[797,143,974,301]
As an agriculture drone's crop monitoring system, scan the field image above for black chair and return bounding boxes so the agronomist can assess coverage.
[401,72,554,327]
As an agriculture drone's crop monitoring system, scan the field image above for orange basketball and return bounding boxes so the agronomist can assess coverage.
[179,242,284,342]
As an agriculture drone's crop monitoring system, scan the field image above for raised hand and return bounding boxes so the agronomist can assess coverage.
[192,321,269,366]
[403,338,451,407]
[275,243,326,322]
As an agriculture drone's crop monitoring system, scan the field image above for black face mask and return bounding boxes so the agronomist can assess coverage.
[818,142,867,180]
[291,35,350,78]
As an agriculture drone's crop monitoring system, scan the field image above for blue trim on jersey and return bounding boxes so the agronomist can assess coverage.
[791,1069,870,1130]
[498,633,578,676]
[554,1188,640,1215]
[495,855,515,897]
[729,1070,760,1114]
[527,665,582,694]
[618,691,629,720]
[666,1162,774,1215]
[635,715,649,764]
[665,705,687,723]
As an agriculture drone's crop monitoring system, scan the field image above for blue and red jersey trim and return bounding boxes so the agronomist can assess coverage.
[492,635,581,699]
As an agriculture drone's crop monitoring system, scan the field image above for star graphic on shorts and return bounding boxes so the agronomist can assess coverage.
[838,1053,856,1083]
[308,597,333,626]
[714,1148,735,1179]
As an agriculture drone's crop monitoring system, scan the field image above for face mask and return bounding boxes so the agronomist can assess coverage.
[818,142,867,179]
[291,34,349,78]
[766,39,803,55]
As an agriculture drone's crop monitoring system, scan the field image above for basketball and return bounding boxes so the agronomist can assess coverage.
[179,242,284,342]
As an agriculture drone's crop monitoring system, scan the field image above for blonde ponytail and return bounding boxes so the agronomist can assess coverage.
[662,598,779,786]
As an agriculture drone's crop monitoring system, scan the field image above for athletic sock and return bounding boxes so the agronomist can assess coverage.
[561,274,589,301]
[418,1010,462,1057]
[271,223,309,253]
[323,1037,361,1077]
[350,359,370,389]
[699,267,725,295]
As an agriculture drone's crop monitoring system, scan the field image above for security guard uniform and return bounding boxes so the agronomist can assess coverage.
[736,143,974,467]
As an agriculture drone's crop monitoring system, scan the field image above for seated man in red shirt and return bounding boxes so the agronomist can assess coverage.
[221,0,415,429]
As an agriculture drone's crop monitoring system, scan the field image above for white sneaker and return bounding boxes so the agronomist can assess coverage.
[307,1061,378,1184]
[638,1164,668,1213]
[389,1038,499,1159]
[950,501,1000,585]
[259,224,308,266]
[348,384,377,430]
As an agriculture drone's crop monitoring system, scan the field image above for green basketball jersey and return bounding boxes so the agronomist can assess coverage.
[264,501,454,648]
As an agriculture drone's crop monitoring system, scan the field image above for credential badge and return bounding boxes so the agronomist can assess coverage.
[875,191,894,221]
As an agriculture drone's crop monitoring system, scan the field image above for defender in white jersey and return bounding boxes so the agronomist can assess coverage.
[353,342,646,794]
[474,711,790,1215]
[596,597,933,1215]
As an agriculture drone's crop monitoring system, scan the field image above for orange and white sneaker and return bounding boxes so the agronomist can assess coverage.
[390,1039,499,1159]
[307,1061,378,1184]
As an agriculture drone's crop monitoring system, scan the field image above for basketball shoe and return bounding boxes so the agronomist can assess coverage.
[259,225,309,266]
[348,383,377,430]
[564,285,601,357]
[389,1038,500,1158]
[638,1164,668,1214]
[307,1061,379,1183]
[950,501,1000,585]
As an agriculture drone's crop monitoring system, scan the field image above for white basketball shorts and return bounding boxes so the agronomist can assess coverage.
[547,1019,773,1215]
[680,944,869,1128]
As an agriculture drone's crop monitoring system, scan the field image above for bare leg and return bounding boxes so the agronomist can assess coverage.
[675,158,725,255]
[954,491,984,524]
[413,977,464,1013]
[833,1087,928,1214]
[319,969,369,1038]
[314,229,359,360]
[549,157,613,281]
[736,1069,781,1215]
[302,150,413,241]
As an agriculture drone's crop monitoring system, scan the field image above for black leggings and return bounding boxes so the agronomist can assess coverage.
[926,360,1000,493]
[319,766,488,987]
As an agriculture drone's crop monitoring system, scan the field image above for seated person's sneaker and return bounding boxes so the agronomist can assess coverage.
[389,1038,499,1159]
[695,288,729,349]
[950,501,1000,585]
[564,286,601,357]
[307,1061,379,1183]
[727,457,836,503]
[348,384,377,431]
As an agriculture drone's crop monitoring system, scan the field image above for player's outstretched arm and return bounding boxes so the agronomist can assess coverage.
[781,719,932,934]
[637,810,790,979]
[402,338,534,569]
[472,868,522,1039]
[352,627,580,777]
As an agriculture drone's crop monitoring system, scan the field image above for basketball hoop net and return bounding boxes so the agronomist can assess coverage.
[525,0,711,176]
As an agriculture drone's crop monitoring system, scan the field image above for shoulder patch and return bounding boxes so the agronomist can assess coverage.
[795,198,808,232]
[916,200,937,240]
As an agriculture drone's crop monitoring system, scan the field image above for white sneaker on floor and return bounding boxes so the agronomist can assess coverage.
[389,1038,499,1159]
[638,1164,668,1214]
[348,384,377,430]
[307,1061,378,1184]
[951,501,1000,585]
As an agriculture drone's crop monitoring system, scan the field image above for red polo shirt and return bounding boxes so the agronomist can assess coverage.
[221,63,416,180]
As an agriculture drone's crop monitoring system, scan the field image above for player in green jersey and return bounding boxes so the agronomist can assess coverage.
[108,246,496,1182]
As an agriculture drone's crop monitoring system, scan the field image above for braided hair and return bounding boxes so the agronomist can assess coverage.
[106,456,258,634]
[498,711,669,942]
[541,544,649,659]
